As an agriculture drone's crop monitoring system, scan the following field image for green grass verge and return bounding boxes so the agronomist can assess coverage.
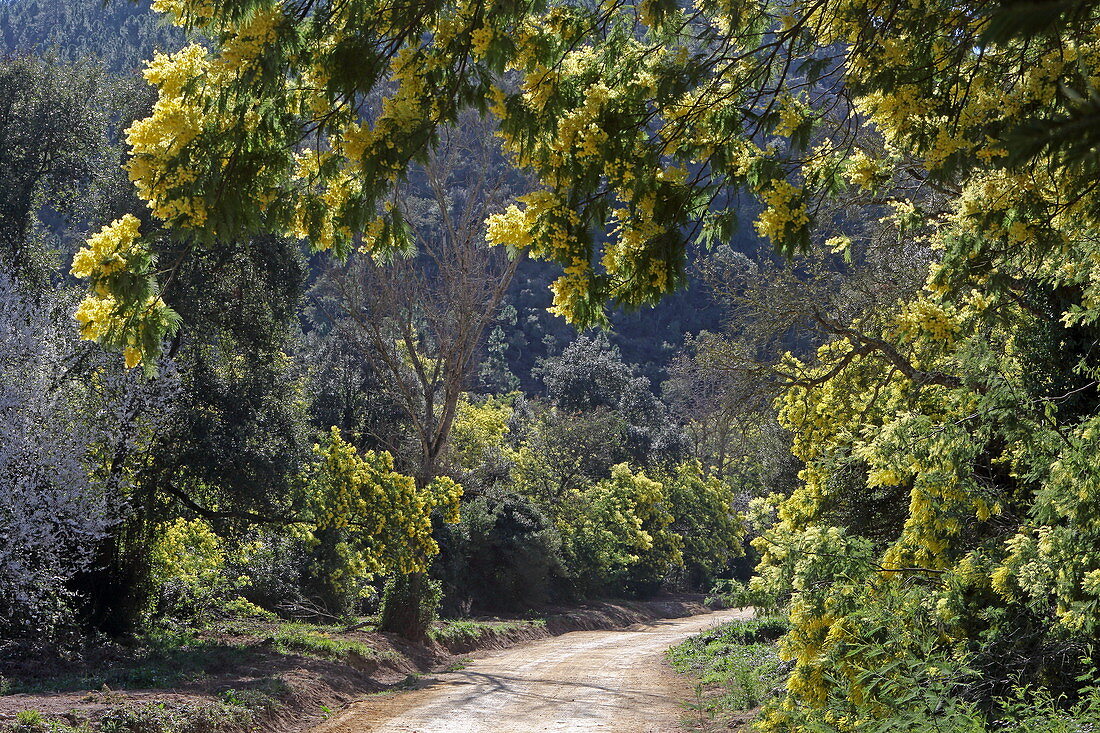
[430,618,546,645]
[2,638,257,694]
[269,622,381,661]
[667,616,789,725]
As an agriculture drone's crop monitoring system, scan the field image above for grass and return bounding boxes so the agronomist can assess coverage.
[430,618,545,645]
[443,658,472,672]
[4,696,270,733]
[667,616,790,729]
[3,638,257,694]
[95,699,258,733]
[269,622,380,661]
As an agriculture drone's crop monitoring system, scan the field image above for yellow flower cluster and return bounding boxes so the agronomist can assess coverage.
[125,44,213,228]
[151,518,224,588]
[754,180,809,244]
[604,197,667,290]
[521,63,560,113]
[70,215,171,369]
[845,151,880,190]
[299,428,463,583]
[74,292,119,343]
[71,214,143,280]
[894,298,960,343]
[470,25,494,58]
[220,5,284,71]
[381,46,430,132]
[773,98,804,138]
[486,190,576,257]
[451,396,512,470]
[150,0,214,25]
[548,262,591,323]
[487,84,508,119]
[486,205,535,249]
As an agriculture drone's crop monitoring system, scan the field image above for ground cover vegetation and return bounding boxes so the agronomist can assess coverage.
[5,0,1100,729]
[668,615,790,728]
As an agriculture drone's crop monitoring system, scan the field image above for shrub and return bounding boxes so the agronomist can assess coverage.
[661,461,744,586]
[230,532,306,614]
[434,493,562,615]
[10,711,46,733]
[98,701,255,733]
[556,464,683,596]
[706,578,785,613]
[378,573,442,641]
[0,270,172,641]
[148,519,233,623]
[295,428,461,617]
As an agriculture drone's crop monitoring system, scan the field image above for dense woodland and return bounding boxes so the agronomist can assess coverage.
[4,0,1100,731]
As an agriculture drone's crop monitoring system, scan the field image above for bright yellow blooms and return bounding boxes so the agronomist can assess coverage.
[297,427,462,584]
[71,215,143,280]
[754,181,809,245]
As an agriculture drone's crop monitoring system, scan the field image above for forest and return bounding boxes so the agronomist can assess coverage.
[2,0,1100,731]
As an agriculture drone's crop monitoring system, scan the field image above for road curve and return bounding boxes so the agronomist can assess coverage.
[312,607,751,733]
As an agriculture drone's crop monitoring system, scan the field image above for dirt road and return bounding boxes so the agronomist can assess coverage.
[312,607,750,733]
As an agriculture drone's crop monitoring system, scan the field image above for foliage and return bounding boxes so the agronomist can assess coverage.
[667,617,789,714]
[499,257,725,395]
[478,307,521,394]
[297,312,411,465]
[231,531,307,613]
[142,235,312,517]
[270,623,377,660]
[664,330,801,495]
[81,234,313,634]
[510,405,629,502]
[448,396,512,477]
[660,461,744,584]
[0,55,119,285]
[97,700,255,733]
[294,427,461,615]
[433,493,562,615]
[147,519,236,622]
[378,573,443,641]
[749,281,1100,727]
[705,579,784,615]
[71,215,179,371]
[305,114,521,488]
[556,463,682,595]
[538,334,681,463]
[0,0,183,73]
[0,270,173,640]
[430,617,545,646]
[90,0,762,360]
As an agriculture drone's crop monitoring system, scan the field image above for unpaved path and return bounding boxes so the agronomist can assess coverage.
[312,607,750,733]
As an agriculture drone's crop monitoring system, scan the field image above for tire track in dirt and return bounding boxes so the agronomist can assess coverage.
[312,607,750,733]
